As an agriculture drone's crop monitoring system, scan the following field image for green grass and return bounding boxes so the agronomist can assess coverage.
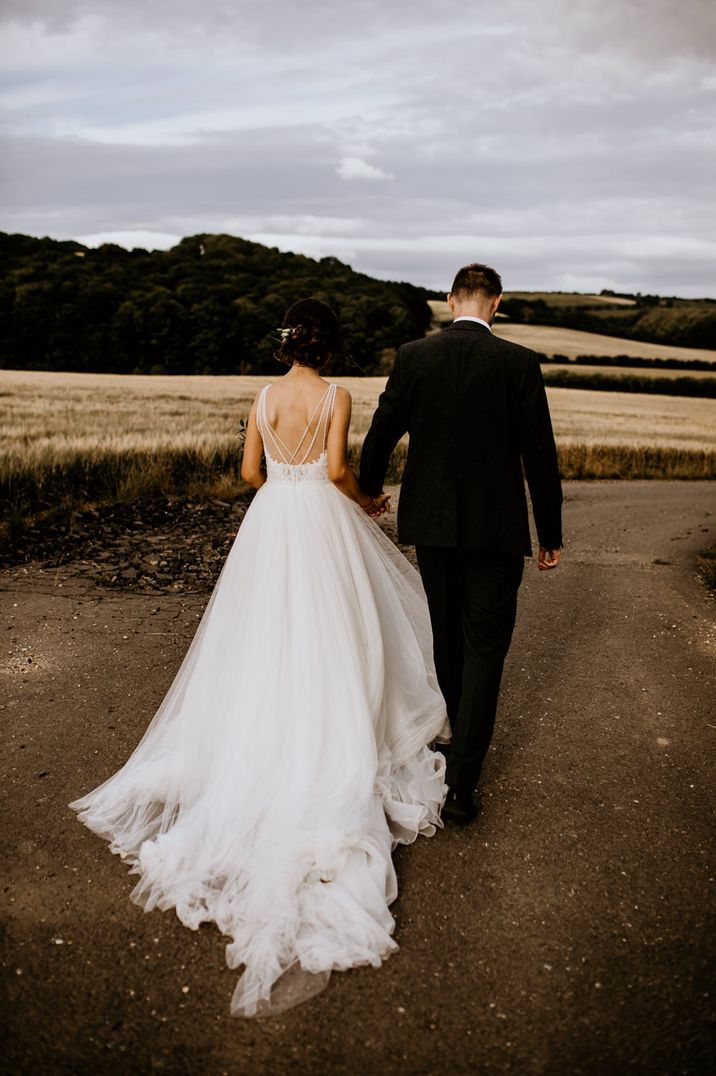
[555,444,715,480]
[0,442,255,529]
[2,439,714,536]
[1,371,714,532]
[542,370,716,398]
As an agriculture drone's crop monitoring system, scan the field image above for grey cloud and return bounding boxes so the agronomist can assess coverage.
[555,0,716,61]
[4,122,713,295]
[3,0,715,61]
[0,0,714,295]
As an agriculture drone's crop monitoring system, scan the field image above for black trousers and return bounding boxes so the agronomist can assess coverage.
[415,546,524,793]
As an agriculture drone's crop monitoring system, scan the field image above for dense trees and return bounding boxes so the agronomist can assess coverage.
[0,232,433,375]
[2,232,712,374]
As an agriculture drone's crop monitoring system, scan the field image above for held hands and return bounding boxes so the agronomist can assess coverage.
[363,492,391,517]
[538,547,561,570]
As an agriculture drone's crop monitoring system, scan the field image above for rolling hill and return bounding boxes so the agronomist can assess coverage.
[1,231,713,376]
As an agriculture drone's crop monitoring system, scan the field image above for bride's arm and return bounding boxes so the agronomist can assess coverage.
[240,395,266,489]
[327,387,382,511]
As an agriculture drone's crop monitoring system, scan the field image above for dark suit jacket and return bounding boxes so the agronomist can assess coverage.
[358,320,563,555]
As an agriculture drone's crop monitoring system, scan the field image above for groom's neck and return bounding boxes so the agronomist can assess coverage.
[452,306,494,324]
[448,294,501,324]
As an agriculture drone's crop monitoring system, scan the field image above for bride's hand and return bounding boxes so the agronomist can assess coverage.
[366,493,391,516]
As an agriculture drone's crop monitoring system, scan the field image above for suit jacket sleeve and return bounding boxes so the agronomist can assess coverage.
[518,355,564,550]
[358,349,409,497]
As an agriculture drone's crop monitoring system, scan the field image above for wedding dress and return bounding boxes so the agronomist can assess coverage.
[69,380,450,1017]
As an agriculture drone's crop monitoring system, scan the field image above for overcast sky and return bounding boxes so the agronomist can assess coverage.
[1,0,714,295]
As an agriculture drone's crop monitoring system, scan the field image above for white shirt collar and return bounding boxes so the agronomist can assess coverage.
[453,315,492,332]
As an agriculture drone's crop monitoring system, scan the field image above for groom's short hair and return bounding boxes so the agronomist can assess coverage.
[451,263,502,300]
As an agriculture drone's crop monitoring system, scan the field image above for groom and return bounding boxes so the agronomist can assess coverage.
[359,262,563,823]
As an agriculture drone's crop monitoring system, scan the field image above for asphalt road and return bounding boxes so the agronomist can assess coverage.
[1,481,714,1076]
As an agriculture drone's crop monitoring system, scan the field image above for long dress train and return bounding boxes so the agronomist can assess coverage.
[69,381,450,1016]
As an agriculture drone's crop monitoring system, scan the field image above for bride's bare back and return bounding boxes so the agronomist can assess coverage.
[262,374,334,465]
[241,368,389,516]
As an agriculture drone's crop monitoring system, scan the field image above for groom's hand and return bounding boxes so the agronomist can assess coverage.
[538,547,561,570]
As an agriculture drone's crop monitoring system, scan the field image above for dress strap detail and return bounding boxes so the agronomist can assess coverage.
[259,383,334,465]
[322,383,337,452]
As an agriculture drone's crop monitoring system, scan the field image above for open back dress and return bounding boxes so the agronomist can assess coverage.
[69,380,450,1017]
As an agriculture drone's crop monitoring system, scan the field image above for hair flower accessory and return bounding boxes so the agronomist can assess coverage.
[278,327,293,341]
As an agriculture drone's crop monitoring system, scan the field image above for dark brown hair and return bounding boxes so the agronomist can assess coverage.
[450,263,503,301]
[275,298,342,370]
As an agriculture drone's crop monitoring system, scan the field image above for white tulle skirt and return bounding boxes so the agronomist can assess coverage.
[69,470,450,1016]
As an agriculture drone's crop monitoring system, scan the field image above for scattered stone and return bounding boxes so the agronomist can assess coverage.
[0,495,254,595]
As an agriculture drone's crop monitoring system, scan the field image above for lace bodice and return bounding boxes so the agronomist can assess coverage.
[257,383,336,484]
[264,451,331,484]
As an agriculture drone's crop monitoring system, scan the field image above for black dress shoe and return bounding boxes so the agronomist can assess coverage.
[441,786,477,824]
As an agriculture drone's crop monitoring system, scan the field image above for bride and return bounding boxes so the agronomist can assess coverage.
[69,299,451,1017]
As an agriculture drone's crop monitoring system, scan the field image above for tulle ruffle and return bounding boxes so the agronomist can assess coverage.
[70,469,450,1016]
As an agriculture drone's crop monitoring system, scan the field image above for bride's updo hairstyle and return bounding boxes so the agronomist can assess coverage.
[276,298,342,371]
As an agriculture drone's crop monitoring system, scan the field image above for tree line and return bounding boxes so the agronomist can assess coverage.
[499,292,716,350]
[2,231,713,376]
[0,232,433,376]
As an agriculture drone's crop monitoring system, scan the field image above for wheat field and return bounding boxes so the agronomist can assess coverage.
[427,301,716,363]
[493,324,716,363]
[3,369,714,448]
[2,369,715,516]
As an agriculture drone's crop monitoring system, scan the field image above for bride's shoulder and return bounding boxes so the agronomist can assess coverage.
[249,381,272,414]
[331,384,352,409]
